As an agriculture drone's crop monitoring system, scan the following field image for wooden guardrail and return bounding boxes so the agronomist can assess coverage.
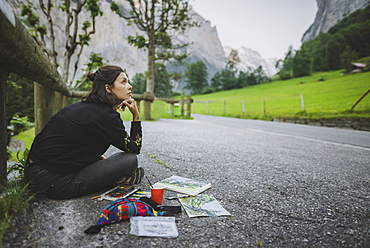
[0,1,71,185]
[73,92,193,118]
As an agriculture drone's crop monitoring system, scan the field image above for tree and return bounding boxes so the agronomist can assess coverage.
[131,73,147,95]
[20,0,103,88]
[292,45,311,77]
[185,61,208,94]
[73,53,105,91]
[131,64,175,98]
[211,69,238,91]
[278,46,294,80]
[237,66,270,88]
[226,49,241,71]
[111,0,196,96]
[153,63,174,98]
[311,33,331,71]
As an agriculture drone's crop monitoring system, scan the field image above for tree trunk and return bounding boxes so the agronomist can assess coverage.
[0,68,8,186]
[144,31,156,120]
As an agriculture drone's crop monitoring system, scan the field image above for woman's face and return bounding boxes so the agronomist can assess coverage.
[107,72,132,100]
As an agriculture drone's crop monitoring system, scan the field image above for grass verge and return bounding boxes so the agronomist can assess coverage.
[0,181,33,246]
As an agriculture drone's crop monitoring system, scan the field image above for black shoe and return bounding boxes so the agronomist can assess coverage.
[121,167,144,185]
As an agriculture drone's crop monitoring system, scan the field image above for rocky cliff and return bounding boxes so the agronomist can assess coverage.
[301,0,370,43]
[224,46,277,77]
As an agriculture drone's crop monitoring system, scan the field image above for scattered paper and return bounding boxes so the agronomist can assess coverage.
[129,217,179,238]
[179,194,231,218]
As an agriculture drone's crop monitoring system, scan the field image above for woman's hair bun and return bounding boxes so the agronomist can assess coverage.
[87,72,96,82]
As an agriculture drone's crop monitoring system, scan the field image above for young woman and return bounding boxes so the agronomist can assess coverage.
[25,65,144,199]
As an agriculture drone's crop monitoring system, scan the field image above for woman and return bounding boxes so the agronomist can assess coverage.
[25,65,144,199]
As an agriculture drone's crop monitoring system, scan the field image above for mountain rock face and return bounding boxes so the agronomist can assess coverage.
[224,46,277,77]
[301,0,370,43]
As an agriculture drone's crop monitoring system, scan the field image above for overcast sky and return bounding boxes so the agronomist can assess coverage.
[190,0,318,59]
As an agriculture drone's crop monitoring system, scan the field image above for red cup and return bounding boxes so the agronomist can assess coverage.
[150,186,165,205]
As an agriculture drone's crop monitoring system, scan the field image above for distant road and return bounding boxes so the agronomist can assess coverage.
[193,114,370,149]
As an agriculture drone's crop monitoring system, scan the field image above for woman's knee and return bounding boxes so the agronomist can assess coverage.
[111,152,138,170]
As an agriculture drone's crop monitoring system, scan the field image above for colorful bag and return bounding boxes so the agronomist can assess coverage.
[84,197,164,234]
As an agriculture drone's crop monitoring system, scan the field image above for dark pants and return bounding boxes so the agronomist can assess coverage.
[25,152,138,199]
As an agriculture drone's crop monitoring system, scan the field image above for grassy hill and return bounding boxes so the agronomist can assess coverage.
[186,70,370,120]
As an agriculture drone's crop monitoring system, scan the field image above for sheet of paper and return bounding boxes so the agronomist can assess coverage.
[129,217,179,238]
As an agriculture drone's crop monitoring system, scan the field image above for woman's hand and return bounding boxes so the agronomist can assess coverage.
[119,98,140,121]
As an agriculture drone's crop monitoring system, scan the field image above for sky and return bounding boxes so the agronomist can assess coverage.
[190,0,318,59]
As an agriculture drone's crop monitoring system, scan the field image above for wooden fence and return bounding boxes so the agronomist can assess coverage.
[0,2,71,185]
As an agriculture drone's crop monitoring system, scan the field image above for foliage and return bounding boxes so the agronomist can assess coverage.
[185,61,208,94]
[210,66,270,93]
[277,45,294,80]
[9,115,32,138]
[19,0,103,89]
[0,181,33,246]
[6,74,34,145]
[1,148,33,246]
[111,0,197,95]
[7,149,29,178]
[130,63,175,98]
[73,53,105,91]
[131,73,147,95]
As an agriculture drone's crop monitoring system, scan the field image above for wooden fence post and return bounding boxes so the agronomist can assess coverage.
[180,97,185,117]
[241,100,245,117]
[54,91,64,114]
[300,92,305,111]
[0,68,8,185]
[187,95,191,118]
[34,83,55,135]
[170,103,175,118]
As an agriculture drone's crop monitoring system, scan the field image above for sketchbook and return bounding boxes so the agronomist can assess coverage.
[153,175,211,196]
[179,194,231,218]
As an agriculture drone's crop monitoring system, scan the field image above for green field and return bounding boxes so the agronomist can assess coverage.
[189,70,370,120]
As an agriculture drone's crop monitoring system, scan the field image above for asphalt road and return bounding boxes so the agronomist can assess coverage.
[4,115,370,247]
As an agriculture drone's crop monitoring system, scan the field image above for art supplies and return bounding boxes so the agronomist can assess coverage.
[91,185,140,201]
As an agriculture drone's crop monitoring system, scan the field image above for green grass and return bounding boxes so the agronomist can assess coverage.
[0,181,32,246]
[191,70,370,120]
[9,127,34,162]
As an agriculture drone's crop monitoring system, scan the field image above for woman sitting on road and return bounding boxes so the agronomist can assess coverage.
[25,65,144,199]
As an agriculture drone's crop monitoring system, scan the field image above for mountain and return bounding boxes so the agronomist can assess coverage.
[8,0,276,92]
[301,0,370,43]
[224,46,277,77]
